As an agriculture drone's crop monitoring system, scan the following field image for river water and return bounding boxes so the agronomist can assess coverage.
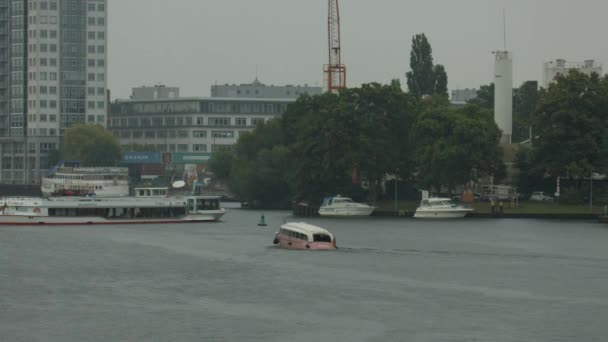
[1,210,608,341]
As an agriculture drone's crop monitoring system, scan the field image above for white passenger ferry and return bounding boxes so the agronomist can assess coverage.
[41,161,129,198]
[0,184,225,225]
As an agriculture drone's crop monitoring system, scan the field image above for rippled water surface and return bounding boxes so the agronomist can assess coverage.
[2,210,608,341]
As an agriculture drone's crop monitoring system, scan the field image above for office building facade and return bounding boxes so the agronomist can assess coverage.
[131,85,180,100]
[211,78,322,99]
[110,97,292,155]
[0,0,107,184]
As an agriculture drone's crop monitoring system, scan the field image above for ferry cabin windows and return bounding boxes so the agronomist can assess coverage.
[196,198,219,210]
[279,228,309,241]
[313,234,332,242]
[48,207,187,218]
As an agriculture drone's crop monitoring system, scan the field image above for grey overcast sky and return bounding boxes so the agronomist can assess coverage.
[108,0,608,99]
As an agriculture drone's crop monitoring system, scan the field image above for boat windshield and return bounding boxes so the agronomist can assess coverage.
[313,234,332,242]
[333,198,353,204]
[423,200,454,207]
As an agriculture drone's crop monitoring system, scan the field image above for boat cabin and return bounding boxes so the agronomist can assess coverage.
[322,196,355,207]
[134,187,169,198]
[278,222,334,243]
[420,198,456,207]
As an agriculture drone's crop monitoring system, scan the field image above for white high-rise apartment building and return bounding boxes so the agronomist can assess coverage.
[0,0,107,184]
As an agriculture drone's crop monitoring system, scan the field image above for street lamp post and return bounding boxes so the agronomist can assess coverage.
[394,168,399,212]
[590,172,593,212]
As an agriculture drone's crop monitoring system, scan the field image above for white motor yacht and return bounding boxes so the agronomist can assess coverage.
[414,191,473,218]
[318,196,375,217]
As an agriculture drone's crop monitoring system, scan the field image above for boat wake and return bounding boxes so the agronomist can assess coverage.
[337,246,605,263]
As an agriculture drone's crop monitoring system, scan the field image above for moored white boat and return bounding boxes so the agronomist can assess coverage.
[318,196,375,217]
[414,191,473,219]
[273,222,336,250]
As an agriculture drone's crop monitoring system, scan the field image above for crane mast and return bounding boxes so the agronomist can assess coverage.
[324,0,346,93]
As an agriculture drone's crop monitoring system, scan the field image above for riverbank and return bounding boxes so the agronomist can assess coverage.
[293,200,605,220]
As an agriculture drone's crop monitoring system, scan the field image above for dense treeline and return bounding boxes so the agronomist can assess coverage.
[210,83,504,207]
[516,70,608,201]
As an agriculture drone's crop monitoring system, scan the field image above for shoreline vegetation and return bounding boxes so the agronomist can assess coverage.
[289,200,606,220]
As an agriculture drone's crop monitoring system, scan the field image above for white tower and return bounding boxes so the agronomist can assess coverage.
[494,50,513,144]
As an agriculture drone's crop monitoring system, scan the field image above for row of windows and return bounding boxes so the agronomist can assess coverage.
[28,86,58,95]
[28,100,57,109]
[110,117,266,128]
[28,1,59,11]
[116,130,240,140]
[87,59,105,68]
[28,71,58,81]
[87,45,105,54]
[27,128,57,136]
[86,101,106,109]
[87,17,105,26]
[122,144,233,153]
[28,44,58,53]
[28,15,58,25]
[120,101,288,115]
[28,58,58,67]
[87,3,106,12]
[87,73,105,81]
[29,114,57,122]
[27,114,105,124]
[32,30,58,39]
[87,31,106,40]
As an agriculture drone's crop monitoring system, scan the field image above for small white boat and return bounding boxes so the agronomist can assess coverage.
[414,191,473,219]
[318,196,375,217]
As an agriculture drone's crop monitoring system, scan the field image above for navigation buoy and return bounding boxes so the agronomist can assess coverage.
[257,214,267,226]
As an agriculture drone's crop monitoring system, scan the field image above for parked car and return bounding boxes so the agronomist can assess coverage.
[530,191,553,202]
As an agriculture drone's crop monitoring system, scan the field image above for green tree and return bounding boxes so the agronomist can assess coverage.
[512,81,540,143]
[433,64,448,96]
[467,83,494,109]
[412,103,504,192]
[406,33,448,97]
[228,120,292,208]
[207,149,233,180]
[63,124,122,166]
[283,84,419,203]
[531,70,608,179]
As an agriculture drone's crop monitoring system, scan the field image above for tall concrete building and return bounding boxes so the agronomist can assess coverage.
[0,0,107,184]
[494,50,513,144]
[543,59,602,87]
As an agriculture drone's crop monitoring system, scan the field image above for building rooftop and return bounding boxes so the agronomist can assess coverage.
[114,96,297,104]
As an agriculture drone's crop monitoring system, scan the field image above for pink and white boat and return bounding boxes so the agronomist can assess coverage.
[273,222,336,250]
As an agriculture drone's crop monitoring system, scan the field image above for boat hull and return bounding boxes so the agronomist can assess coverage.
[413,209,472,219]
[318,207,375,217]
[0,211,226,226]
[275,234,336,250]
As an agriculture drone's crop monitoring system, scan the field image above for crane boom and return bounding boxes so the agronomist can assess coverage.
[324,0,346,93]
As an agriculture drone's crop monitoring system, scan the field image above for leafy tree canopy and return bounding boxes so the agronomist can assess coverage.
[63,124,122,166]
[531,70,608,179]
[406,33,448,97]
[412,102,504,192]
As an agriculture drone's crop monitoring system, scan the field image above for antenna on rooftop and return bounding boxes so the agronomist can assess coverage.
[503,8,507,51]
